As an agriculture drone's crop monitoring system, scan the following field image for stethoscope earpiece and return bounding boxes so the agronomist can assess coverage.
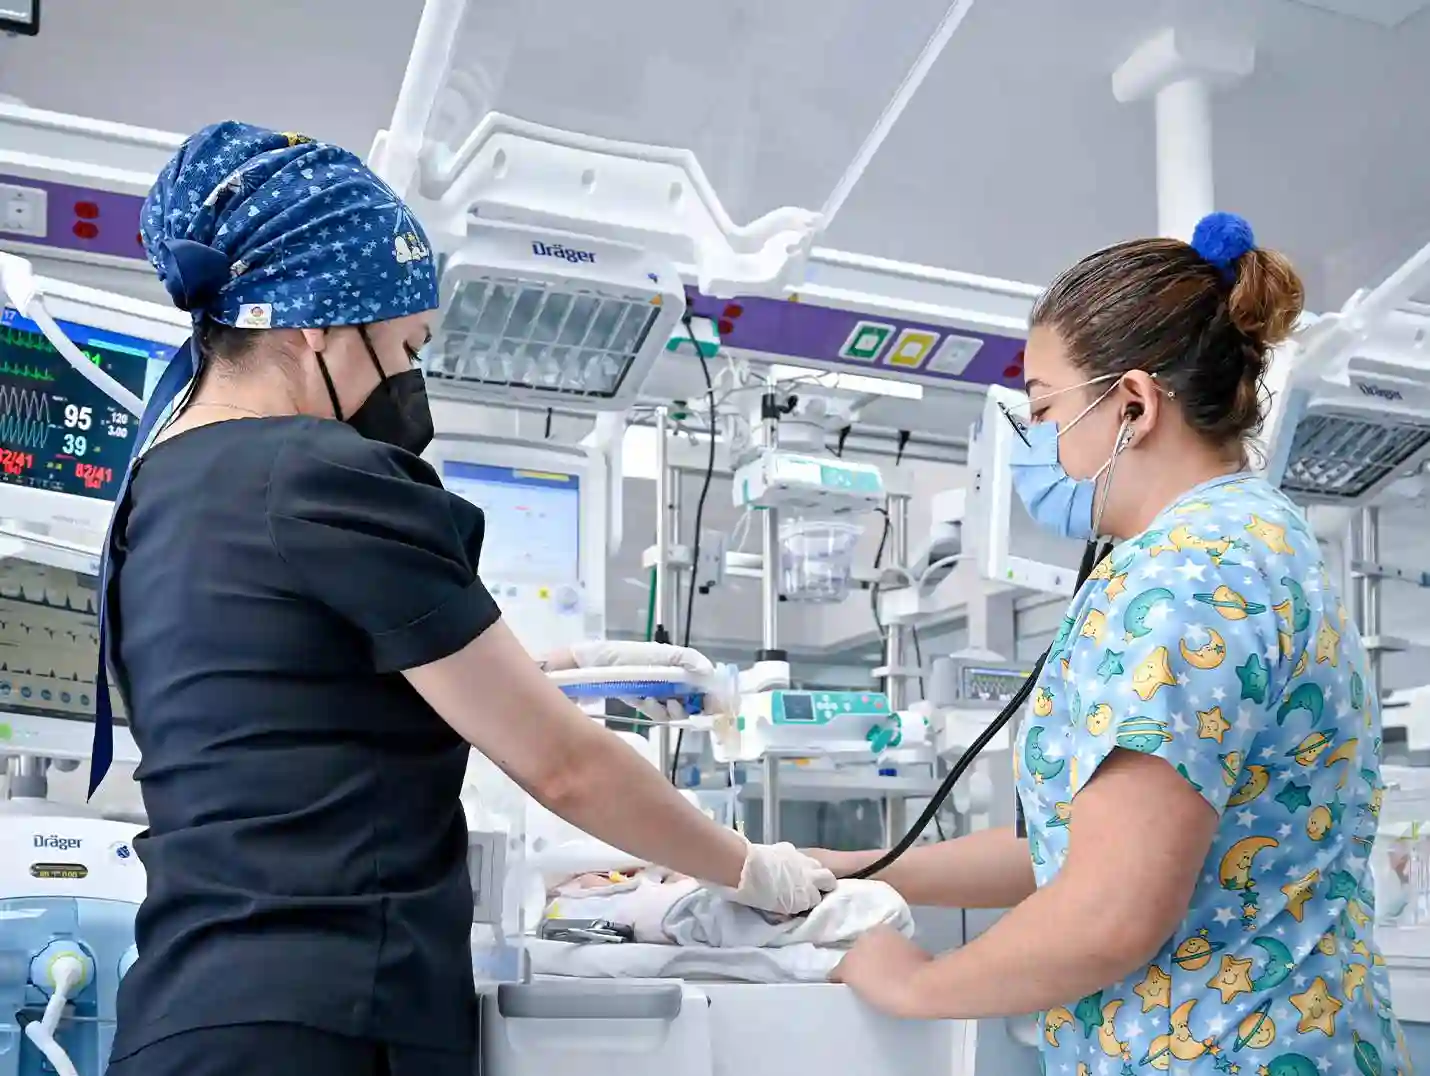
[1116,420,1136,452]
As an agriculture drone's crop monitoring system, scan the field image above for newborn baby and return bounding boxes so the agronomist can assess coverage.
[544,865,913,949]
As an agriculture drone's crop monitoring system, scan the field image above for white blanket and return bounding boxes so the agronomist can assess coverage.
[543,874,913,949]
[525,937,846,984]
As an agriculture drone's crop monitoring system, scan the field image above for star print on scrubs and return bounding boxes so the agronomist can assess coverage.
[1015,474,1409,1076]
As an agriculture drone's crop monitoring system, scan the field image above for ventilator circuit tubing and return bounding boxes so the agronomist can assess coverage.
[847,539,1107,881]
[23,955,84,1076]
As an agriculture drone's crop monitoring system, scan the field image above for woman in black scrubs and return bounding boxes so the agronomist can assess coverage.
[96,122,834,1076]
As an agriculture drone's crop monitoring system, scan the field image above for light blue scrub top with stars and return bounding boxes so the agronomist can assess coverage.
[1014,473,1409,1076]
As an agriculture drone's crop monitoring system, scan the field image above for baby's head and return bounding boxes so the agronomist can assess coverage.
[559,866,690,890]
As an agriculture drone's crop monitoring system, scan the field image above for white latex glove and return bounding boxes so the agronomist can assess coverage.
[566,640,725,724]
[567,640,713,675]
[726,841,838,916]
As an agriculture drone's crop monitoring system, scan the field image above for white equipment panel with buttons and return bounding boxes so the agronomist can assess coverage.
[426,436,608,658]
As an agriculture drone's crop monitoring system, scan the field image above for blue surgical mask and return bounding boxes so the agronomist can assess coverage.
[1006,377,1130,541]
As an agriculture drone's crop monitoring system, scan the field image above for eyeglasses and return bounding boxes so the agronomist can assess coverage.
[998,400,1031,446]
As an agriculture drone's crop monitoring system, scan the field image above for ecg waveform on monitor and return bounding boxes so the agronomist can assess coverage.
[0,385,51,451]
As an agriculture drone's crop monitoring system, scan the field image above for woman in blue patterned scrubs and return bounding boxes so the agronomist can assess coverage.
[812,214,1410,1076]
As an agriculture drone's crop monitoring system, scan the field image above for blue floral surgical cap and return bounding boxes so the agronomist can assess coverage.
[142,120,438,329]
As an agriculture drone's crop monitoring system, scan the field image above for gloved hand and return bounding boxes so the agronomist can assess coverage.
[567,640,714,675]
[565,640,728,723]
[726,841,837,915]
[800,847,873,880]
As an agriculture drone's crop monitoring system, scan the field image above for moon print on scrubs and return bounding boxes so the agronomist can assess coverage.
[1015,472,1410,1075]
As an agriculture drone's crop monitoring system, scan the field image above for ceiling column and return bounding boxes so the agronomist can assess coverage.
[1112,28,1256,241]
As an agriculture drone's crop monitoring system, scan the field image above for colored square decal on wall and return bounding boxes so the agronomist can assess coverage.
[925,333,986,377]
[838,321,895,363]
[886,329,939,368]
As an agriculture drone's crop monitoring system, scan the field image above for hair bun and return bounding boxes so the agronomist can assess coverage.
[1227,245,1305,351]
[1191,212,1256,278]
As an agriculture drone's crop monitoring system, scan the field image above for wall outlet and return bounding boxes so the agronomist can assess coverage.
[0,183,48,239]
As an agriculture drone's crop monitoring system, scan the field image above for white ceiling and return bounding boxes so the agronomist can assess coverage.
[1286,0,1430,26]
[2,0,1428,311]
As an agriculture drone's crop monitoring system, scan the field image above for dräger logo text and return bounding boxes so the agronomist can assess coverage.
[1357,382,1404,402]
[531,241,596,265]
[34,835,82,852]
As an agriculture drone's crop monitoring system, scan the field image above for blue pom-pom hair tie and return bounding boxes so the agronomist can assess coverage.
[1190,212,1256,281]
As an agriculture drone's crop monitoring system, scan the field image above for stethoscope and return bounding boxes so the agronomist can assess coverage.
[847,539,1108,876]
[847,407,1135,878]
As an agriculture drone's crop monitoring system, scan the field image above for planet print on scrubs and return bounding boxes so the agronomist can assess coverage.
[1014,473,1409,1075]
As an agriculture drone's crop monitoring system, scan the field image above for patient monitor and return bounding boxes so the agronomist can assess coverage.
[966,385,1087,597]
[0,271,178,789]
[0,291,180,549]
[425,435,609,656]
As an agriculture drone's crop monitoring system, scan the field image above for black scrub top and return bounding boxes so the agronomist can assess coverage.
[104,416,501,1062]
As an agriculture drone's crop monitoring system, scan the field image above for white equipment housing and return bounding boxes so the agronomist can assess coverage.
[1,710,139,771]
[732,450,885,513]
[0,103,180,304]
[356,0,1031,438]
[424,435,610,655]
[1260,240,1430,506]
[427,219,685,411]
[373,101,815,410]
[0,551,141,777]
[965,385,1087,597]
[0,813,146,1076]
[373,109,820,302]
[482,980,973,1076]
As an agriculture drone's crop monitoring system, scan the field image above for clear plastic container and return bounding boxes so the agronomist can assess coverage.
[779,519,863,603]
[1370,769,1430,929]
[1372,821,1430,928]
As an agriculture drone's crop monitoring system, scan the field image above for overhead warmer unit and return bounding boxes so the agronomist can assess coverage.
[426,220,684,409]
[1260,239,1430,506]
[370,98,816,411]
[369,0,978,412]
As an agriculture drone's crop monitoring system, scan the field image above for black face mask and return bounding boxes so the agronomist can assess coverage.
[317,326,434,456]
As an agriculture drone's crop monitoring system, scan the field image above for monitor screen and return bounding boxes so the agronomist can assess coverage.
[440,461,581,584]
[0,0,38,34]
[0,559,126,727]
[969,385,1091,597]
[0,308,172,504]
